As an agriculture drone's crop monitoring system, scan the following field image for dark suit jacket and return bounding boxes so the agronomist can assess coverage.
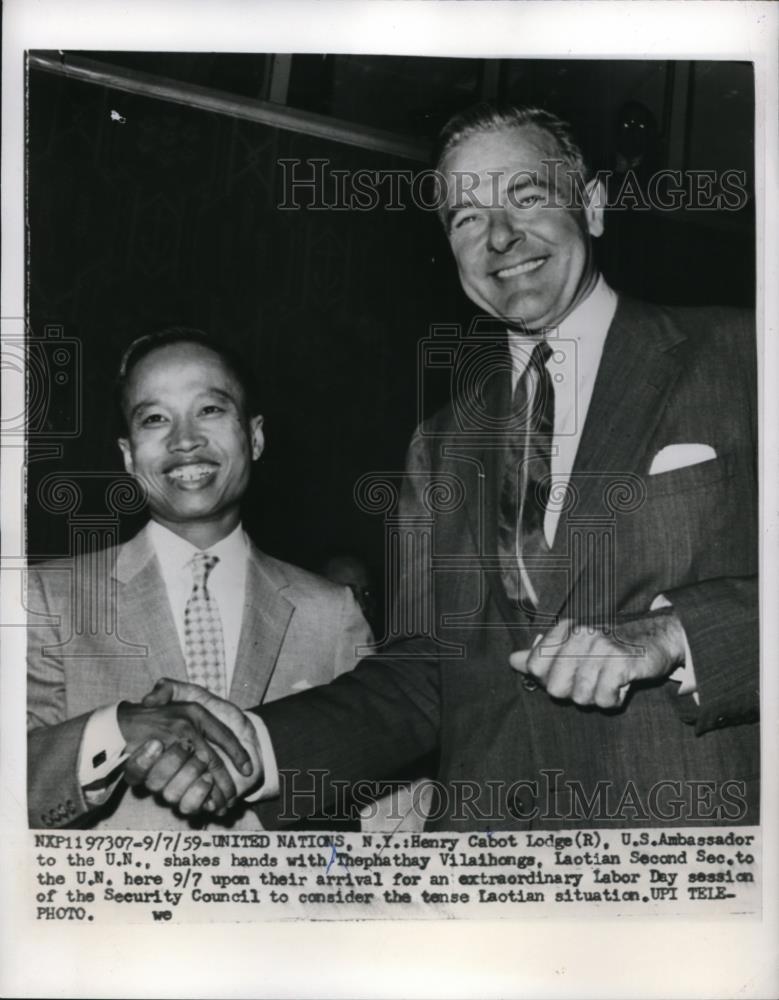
[257,297,759,830]
[27,524,372,829]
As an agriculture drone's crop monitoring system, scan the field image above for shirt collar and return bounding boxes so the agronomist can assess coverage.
[506,275,618,380]
[147,519,249,577]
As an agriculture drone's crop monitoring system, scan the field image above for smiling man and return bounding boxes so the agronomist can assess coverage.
[26,328,372,829]
[442,116,602,330]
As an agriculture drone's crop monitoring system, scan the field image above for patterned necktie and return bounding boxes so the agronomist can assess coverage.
[183,552,227,698]
[497,339,555,612]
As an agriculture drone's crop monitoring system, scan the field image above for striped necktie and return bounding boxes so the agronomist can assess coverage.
[497,339,554,613]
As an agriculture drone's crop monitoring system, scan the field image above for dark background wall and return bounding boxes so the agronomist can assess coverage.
[27,56,755,590]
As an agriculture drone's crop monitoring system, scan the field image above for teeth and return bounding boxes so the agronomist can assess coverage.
[496,258,545,279]
[168,464,214,482]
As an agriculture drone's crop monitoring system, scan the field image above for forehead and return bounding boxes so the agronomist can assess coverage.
[442,124,558,182]
[124,342,242,401]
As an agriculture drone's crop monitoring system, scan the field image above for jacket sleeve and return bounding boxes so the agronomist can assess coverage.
[665,576,758,734]
[26,567,93,828]
[665,309,758,734]
[256,433,444,821]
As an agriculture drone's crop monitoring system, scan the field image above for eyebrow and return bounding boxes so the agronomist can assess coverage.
[508,174,550,193]
[445,173,553,226]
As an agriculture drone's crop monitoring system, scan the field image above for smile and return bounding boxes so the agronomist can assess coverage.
[166,463,217,484]
[495,257,547,279]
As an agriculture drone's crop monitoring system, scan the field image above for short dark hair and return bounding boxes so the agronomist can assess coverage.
[115,326,260,435]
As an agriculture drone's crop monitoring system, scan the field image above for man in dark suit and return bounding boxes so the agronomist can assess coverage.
[129,103,758,830]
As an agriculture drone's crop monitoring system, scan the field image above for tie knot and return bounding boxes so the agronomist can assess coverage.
[510,339,554,431]
[530,339,552,372]
[190,551,219,587]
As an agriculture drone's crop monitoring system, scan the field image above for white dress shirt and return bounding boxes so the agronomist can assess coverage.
[507,274,617,549]
[78,521,253,791]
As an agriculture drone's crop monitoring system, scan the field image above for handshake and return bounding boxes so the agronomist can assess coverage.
[117,680,264,817]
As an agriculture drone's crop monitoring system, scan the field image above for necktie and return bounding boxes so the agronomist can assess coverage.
[183,552,227,698]
[497,339,555,612]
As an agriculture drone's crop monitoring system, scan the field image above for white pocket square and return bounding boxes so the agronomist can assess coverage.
[291,679,313,692]
[648,443,717,475]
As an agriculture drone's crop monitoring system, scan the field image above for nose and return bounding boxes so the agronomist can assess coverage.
[167,416,206,452]
[488,210,525,254]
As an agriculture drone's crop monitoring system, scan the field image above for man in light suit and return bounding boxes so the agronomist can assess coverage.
[27,328,372,829]
[130,104,758,830]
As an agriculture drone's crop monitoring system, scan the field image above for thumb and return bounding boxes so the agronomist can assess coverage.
[508,649,531,674]
[142,678,177,707]
[144,678,216,709]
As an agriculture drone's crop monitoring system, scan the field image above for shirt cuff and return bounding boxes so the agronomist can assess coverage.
[78,703,129,804]
[651,594,699,703]
[243,713,279,802]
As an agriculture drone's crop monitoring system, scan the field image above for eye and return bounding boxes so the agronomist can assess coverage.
[140,412,167,427]
[200,404,226,416]
[512,193,542,209]
[450,209,482,234]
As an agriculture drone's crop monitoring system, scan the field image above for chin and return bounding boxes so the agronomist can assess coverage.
[497,297,547,330]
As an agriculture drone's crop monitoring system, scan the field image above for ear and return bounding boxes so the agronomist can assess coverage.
[249,415,265,461]
[583,176,606,239]
[118,438,134,475]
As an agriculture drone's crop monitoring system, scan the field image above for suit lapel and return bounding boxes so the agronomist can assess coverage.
[113,526,188,687]
[228,547,294,707]
[538,296,689,616]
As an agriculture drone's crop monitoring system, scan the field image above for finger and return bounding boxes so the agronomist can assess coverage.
[593,663,629,709]
[159,745,210,806]
[165,679,210,705]
[142,743,197,794]
[571,659,600,706]
[544,657,579,700]
[142,678,176,708]
[187,703,253,776]
[184,737,238,807]
[197,743,238,807]
[123,738,164,785]
[179,773,221,816]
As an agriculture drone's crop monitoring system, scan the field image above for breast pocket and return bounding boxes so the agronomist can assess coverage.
[616,450,755,599]
[643,451,737,497]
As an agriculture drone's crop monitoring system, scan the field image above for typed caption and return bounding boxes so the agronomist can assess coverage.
[31,827,759,923]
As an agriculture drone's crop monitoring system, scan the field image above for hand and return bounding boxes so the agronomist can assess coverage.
[508,610,686,710]
[124,679,263,816]
[118,694,254,815]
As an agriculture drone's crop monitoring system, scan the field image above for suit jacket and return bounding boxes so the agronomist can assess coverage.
[27,524,372,829]
[258,297,759,830]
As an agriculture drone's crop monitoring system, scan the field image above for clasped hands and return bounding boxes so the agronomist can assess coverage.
[116,610,685,819]
[117,680,262,817]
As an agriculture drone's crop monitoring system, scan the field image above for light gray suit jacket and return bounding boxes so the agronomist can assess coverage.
[27,524,372,829]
